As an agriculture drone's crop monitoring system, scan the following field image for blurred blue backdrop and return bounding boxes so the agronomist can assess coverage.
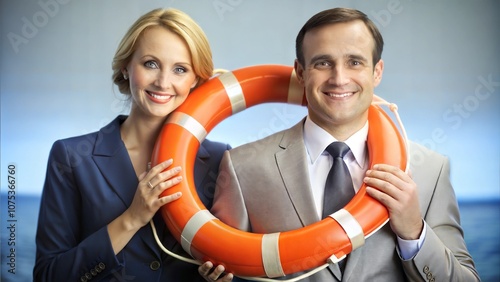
[1,1,499,281]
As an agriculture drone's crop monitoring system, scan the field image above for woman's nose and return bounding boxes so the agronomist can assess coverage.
[154,71,172,89]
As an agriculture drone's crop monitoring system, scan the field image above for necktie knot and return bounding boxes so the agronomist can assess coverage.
[326,142,351,159]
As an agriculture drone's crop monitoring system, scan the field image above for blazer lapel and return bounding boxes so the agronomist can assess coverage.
[92,116,138,208]
[92,116,169,258]
[341,243,363,281]
[276,119,343,281]
[275,119,319,226]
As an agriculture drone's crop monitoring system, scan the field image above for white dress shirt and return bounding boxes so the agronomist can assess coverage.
[303,116,368,218]
[302,116,424,260]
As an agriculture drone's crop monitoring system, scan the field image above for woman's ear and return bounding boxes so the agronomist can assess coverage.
[122,68,129,80]
[191,77,199,89]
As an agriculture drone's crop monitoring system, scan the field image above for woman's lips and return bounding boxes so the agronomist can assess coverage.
[146,91,173,104]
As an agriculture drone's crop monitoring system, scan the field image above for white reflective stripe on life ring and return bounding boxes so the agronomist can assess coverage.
[167,112,207,143]
[181,210,216,257]
[261,232,285,278]
[218,71,246,114]
[330,209,365,252]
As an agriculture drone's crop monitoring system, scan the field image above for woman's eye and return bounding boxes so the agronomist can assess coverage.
[144,61,159,69]
[174,67,187,74]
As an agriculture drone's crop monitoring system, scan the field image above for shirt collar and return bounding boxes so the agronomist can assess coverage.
[303,116,368,169]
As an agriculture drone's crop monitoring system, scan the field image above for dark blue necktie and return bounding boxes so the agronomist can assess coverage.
[322,142,355,219]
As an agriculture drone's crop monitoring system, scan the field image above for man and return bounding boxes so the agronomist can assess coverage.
[203,8,480,282]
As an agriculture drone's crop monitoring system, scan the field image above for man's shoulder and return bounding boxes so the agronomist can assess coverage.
[201,139,231,152]
[232,123,298,153]
[408,141,447,161]
[408,141,449,177]
[227,120,305,164]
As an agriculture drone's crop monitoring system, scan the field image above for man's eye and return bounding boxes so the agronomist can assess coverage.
[315,61,331,68]
[350,60,362,67]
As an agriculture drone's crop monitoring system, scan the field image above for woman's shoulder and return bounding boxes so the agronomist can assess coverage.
[201,139,231,151]
[51,116,124,150]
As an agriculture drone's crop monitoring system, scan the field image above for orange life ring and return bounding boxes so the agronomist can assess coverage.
[152,64,407,278]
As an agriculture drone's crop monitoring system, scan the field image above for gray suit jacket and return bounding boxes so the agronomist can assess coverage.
[212,118,479,282]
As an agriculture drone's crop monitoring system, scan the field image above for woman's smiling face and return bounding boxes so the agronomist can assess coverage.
[125,26,198,118]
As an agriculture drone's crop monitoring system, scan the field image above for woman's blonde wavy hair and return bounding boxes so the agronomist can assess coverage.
[111,8,213,95]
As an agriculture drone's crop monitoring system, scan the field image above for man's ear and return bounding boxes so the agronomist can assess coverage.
[373,59,384,87]
[294,59,305,85]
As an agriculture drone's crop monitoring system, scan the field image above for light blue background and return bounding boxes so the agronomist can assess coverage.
[1,0,499,201]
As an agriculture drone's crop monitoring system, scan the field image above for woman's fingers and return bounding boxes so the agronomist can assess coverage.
[141,159,183,206]
[158,191,182,205]
[144,159,182,190]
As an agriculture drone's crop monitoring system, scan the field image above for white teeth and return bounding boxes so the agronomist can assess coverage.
[327,92,352,98]
[149,93,170,100]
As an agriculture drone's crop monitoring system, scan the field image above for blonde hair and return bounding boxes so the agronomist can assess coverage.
[112,8,213,95]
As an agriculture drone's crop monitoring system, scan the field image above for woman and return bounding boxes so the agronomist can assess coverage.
[34,8,232,281]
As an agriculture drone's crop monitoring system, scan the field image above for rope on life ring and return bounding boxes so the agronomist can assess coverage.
[151,64,408,279]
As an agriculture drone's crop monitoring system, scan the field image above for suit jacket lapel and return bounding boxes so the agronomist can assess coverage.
[275,119,319,226]
[276,119,343,281]
[91,116,169,258]
[341,241,363,281]
[92,116,137,208]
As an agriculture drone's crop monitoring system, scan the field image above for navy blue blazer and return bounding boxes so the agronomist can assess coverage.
[34,116,231,282]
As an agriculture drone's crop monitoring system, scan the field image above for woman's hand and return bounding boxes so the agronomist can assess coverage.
[198,261,234,282]
[108,159,182,254]
[127,159,183,229]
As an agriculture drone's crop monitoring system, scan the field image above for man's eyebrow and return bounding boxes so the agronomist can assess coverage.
[346,54,368,63]
[307,53,370,66]
[309,54,333,65]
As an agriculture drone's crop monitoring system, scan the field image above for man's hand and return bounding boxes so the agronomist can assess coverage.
[364,164,423,240]
[198,261,234,282]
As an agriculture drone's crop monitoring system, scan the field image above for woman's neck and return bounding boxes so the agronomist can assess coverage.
[121,109,167,175]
